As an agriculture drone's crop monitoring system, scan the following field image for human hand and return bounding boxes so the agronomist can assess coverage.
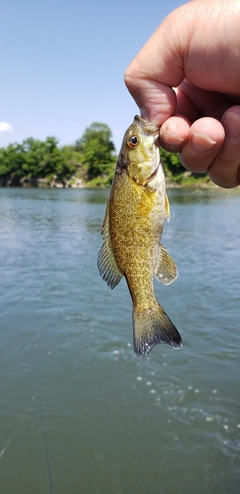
[124,0,240,188]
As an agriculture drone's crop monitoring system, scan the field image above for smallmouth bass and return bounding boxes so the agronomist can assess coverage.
[97,116,182,358]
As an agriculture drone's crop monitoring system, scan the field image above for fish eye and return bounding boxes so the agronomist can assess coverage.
[127,135,139,148]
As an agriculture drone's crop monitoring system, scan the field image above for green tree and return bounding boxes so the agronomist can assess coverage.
[75,122,116,181]
[161,148,208,183]
[0,142,26,184]
[0,137,80,185]
[160,148,185,177]
[21,137,48,178]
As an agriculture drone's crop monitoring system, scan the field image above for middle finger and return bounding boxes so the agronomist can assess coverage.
[179,117,225,173]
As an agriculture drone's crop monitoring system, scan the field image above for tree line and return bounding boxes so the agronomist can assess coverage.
[0,122,207,187]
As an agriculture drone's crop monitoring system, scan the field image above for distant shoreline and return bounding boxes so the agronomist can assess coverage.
[1,177,239,191]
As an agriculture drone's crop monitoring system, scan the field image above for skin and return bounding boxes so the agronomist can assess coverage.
[124,0,240,188]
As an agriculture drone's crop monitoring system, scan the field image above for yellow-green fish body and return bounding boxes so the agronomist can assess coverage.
[98,116,182,357]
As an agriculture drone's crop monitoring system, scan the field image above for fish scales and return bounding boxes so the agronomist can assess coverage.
[97,115,182,357]
[110,170,163,306]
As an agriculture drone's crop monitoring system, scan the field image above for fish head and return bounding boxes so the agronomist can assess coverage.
[117,116,160,185]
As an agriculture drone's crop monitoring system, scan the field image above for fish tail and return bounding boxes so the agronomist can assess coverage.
[133,302,182,358]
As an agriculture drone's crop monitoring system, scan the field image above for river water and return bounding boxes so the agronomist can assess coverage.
[0,187,239,494]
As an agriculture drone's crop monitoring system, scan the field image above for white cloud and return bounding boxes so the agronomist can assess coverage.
[0,122,13,133]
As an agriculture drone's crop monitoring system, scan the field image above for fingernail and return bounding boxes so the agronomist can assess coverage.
[161,132,185,146]
[191,132,217,153]
[222,111,240,141]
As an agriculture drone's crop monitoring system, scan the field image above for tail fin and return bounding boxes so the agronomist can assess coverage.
[133,303,182,358]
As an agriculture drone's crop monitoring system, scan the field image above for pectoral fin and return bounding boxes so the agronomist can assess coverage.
[165,194,170,222]
[97,201,123,289]
[154,244,178,285]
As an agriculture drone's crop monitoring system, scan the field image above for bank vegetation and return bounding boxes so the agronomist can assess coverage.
[0,122,210,188]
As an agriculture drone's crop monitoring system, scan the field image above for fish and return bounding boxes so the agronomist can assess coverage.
[97,115,182,358]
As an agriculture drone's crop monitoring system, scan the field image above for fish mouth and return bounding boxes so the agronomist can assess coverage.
[134,115,159,135]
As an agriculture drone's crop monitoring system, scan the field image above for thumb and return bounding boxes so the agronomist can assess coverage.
[124,7,188,126]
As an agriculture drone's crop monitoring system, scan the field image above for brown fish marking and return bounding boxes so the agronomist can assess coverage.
[116,153,129,175]
[97,116,182,358]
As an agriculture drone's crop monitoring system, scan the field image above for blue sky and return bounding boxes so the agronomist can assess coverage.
[0,0,184,151]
